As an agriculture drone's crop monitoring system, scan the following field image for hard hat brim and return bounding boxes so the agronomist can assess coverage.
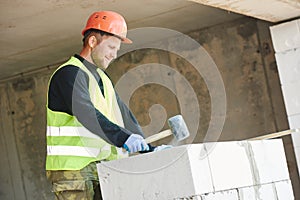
[122,37,132,44]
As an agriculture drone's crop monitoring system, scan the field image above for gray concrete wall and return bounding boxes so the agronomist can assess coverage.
[0,17,297,199]
[0,71,55,199]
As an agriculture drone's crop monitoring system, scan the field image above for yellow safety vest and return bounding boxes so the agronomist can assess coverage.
[46,56,127,170]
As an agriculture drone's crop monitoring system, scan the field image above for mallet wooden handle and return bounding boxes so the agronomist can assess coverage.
[122,129,173,153]
[145,129,173,143]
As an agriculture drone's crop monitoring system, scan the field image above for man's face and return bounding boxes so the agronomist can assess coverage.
[91,35,121,70]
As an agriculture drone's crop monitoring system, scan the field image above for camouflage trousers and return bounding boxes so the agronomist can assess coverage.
[47,162,102,200]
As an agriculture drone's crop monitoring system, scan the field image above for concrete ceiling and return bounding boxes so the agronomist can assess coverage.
[0,0,241,81]
[0,0,299,81]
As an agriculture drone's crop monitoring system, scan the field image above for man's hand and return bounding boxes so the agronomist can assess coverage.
[123,134,149,153]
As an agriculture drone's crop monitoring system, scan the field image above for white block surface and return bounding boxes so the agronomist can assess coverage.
[275,180,294,200]
[275,48,300,85]
[238,186,256,200]
[281,81,300,116]
[97,144,213,200]
[238,184,276,200]
[187,145,214,195]
[250,139,290,184]
[207,141,254,191]
[97,141,291,200]
[288,114,300,129]
[270,19,300,52]
[291,131,300,148]
[201,189,239,200]
[271,17,300,184]
[258,184,277,200]
[294,146,300,171]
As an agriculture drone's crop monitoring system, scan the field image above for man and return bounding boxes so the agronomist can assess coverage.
[46,11,162,199]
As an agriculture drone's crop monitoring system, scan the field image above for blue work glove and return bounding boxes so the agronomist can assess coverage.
[154,145,173,152]
[123,134,149,153]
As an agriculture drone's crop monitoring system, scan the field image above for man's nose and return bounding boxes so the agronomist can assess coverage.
[111,50,118,59]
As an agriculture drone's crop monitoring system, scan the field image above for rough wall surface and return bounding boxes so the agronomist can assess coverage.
[0,18,293,199]
[108,18,288,142]
[0,71,55,199]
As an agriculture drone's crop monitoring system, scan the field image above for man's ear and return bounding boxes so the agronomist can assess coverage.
[88,35,97,49]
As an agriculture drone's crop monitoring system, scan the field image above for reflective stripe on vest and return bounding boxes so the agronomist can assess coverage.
[46,56,127,170]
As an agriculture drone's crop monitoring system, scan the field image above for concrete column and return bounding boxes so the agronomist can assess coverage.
[270,18,300,176]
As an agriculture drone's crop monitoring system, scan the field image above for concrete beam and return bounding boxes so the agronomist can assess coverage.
[190,0,300,22]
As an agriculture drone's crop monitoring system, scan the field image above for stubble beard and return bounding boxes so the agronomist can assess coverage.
[91,51,106,70]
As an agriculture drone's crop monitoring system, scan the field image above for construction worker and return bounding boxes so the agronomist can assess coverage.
[46,10,167,199]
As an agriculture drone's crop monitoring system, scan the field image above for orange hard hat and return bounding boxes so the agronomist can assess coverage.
[82,11,132,44]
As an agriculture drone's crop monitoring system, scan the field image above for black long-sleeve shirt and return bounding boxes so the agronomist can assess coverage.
[48,54,144,147]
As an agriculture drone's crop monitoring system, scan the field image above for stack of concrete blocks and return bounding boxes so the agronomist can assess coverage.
[97,140,293,199]
[270,19,300,176]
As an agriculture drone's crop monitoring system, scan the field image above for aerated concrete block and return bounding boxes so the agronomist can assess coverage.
[293,146,300,172]
[206,141,254,191]
[97,144,213,200]
[238,185,259,200]
[249,139,290,184]
[275,48,300,85]
[270,19,300,52]
[291,131,300,148]
[238,183,277,200]
[275,180,294,200]
[288,114,300,130]
[281,81,300,116]
[97,140,291,200]
[201,189,239,200]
